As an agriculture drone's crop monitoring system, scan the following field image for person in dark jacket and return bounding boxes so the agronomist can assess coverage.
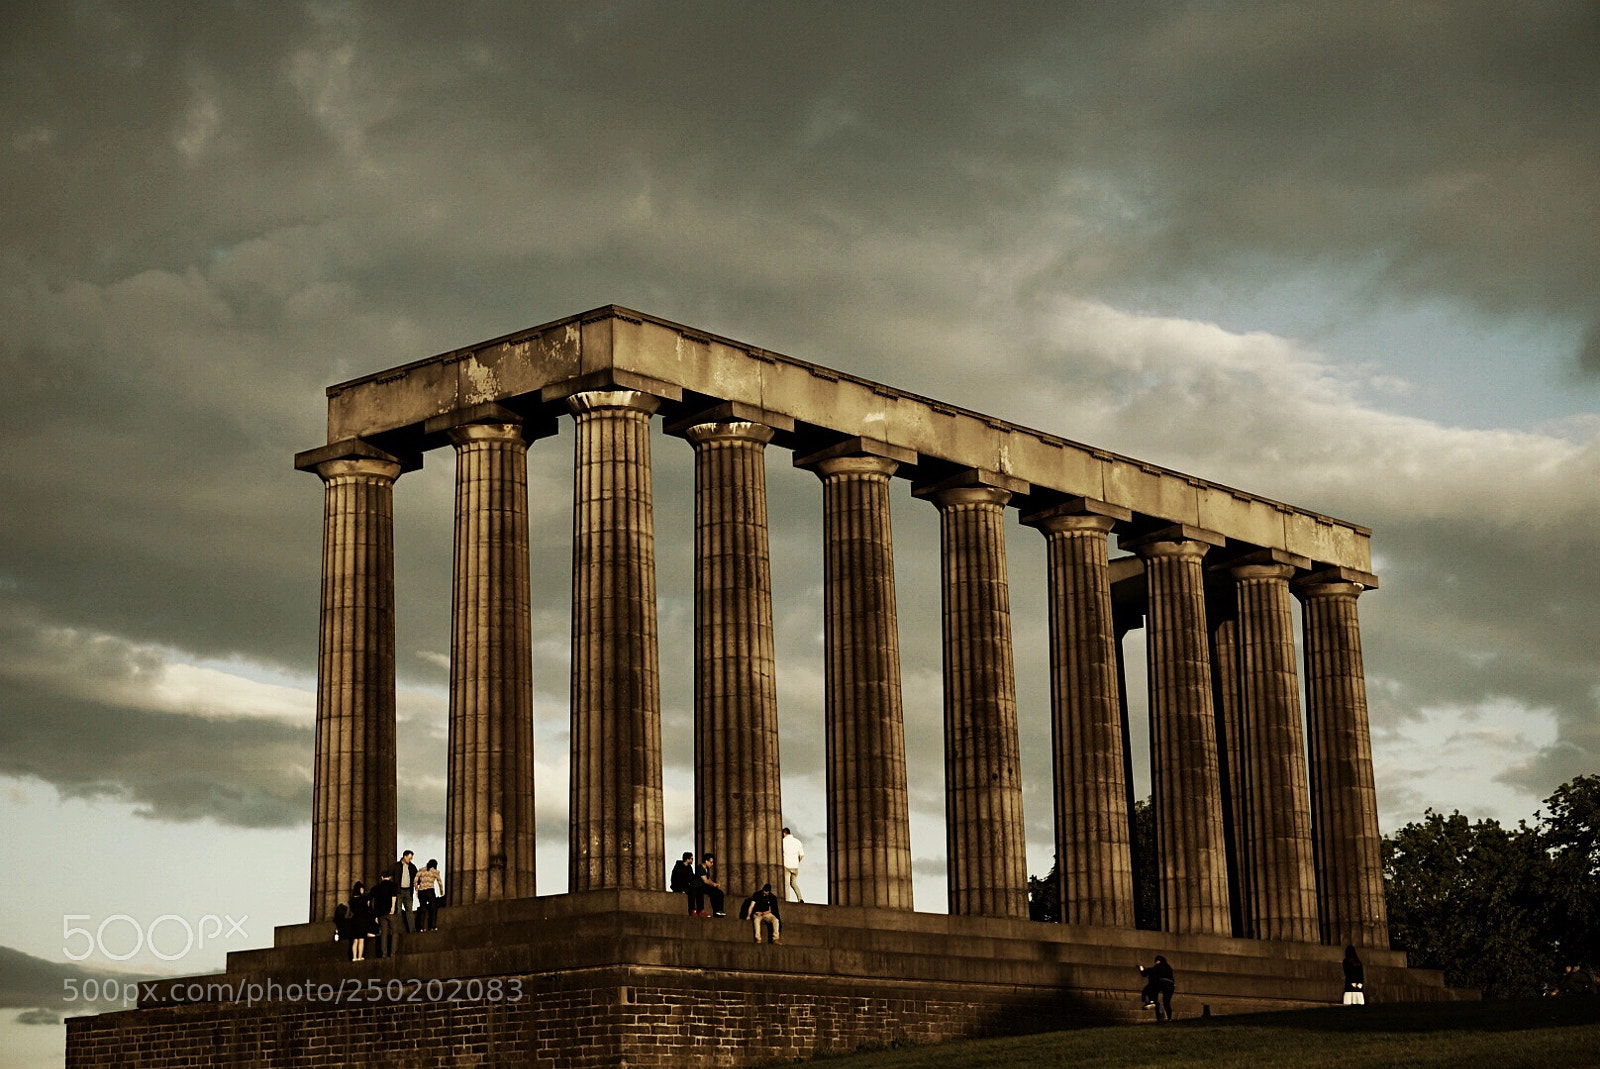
[1138,955,1175,1021]
[1342,946,1366,1006]
[750,883,782,944]
[671,853,702,915]
[369,873,399,958]
[391,850,418,933]
[696,854,727,917]
[346,881,373,962]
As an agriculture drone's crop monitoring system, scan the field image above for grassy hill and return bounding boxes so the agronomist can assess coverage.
[797,998,1600,1069]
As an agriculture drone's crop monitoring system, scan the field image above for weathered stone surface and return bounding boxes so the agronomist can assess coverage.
[684,419,784,898]
[1297,576,1389,948]
[797,449,913,910]
[445,419,538,904]
[306,451,400,922]
[567,389,665,891]
[1231,562,1319,942]
[67,891,1471,1069]
[1131,536,1231,936]
[928,483,1027,919]
[1026,507,1135,928]
[324,306,1373,571]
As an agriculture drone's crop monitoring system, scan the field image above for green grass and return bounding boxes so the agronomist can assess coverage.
[796,999,1600,1069]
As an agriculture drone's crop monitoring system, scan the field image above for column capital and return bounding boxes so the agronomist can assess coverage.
[663,400,795,437]
[682,420,777,447]
[540,368,683,407]
[912,467,1028,502]
[566,389,663,417]
[1121,523,1226,556]
[424,402,559,446]
[1130,538,1211,563]
[1229,562,1297,583]
[1026,511,1118,536]
[1020,496,1132,531]
[793,436,915,473]
[926,484,1010,509]
[294,438,411,480]
[1294,565,1380,597]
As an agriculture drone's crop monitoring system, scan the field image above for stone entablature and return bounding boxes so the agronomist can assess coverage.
[317,305,1374,574]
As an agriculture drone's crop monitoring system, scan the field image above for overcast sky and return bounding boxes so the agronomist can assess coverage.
[4,3,1598,1063]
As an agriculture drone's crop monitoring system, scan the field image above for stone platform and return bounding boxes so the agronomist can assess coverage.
[66,889,1474,1067]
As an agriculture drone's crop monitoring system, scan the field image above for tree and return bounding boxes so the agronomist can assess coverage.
[1539,774,1600,968]
[1383,810,1554,997]
[1383,775,1600,998]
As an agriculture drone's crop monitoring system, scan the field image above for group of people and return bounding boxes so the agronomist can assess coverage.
[332,850,444,961]
[669,828,805,945]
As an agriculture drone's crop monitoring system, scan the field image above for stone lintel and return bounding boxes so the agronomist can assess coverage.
[539,368,684,406]
[911,467,1029,500]
[1119,523,1227,552]
[1294,565,1380,591]
[293,437,420,474]
[422,402,560,443]
[1208,547,1313,574]
[1020,496,1134,528]
[662,400,796,437]
[793,436,916,471]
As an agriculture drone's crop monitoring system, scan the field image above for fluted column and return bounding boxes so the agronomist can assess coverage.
[1027,506,1134,927]
[1133,533,1231,935]
[1233,562,1319,942]
[929,484,1027,918]
[798,449,913,909]
[1210,612,1249,937]
[686,420,784,898]
[568,390,665,891]
[445,420,536,904]
[306,449,400,922]
[1297,574,1389,948]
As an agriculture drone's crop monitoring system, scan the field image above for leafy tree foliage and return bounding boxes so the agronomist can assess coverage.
[1383,775,1600,998]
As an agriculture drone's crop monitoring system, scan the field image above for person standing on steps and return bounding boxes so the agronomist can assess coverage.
[391,850,418,933]
[782,827,805,903]
[1342,946,1366,1006]
[415,859,443,932]
[1138,954,1175,1021]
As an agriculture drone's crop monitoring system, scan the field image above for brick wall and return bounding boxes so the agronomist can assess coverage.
[67,967,1087,1068]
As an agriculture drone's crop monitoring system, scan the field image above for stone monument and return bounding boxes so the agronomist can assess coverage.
[68,305,1470,1067]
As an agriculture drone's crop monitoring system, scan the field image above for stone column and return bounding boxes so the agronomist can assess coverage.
[1232,560,1319,942]
[685,419,784,898]
[567,390,665,891]
[926,481,1027,919]
[1296,570,1389,948]
[444,418,537,905]
[1130,529,1231,935]
[1026,502,1135,927]
[796,443,914,909]
[1209,610,1249,937]
[301,443,401,922]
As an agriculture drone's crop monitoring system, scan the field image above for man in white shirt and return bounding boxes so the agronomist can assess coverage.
[781,827,805,903]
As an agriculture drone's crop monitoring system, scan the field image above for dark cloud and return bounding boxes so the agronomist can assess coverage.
[1,0,1595,862]
[0,946,159,1014]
